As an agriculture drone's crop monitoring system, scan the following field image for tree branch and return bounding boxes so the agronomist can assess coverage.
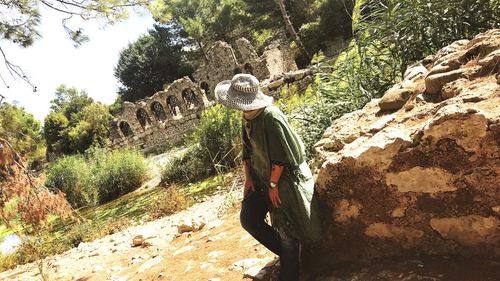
[0,46,37,92]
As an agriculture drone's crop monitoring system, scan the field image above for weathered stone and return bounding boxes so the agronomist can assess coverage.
[386,167,456,193]
[379,88,414,111]
[425,68,466,94]
[430,216,499,246]
[177,217,206,234]
[132,235,144,247]
[335,199,361,222]
[312,29,500,264]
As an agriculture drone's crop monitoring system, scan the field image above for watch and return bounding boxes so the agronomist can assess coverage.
[270,181,278,189]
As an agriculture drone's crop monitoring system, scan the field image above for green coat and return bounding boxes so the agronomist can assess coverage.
[242,105,322,243]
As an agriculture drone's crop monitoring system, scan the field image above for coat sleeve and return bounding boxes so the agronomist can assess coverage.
[264,110,304,167]
[242,124,251,161]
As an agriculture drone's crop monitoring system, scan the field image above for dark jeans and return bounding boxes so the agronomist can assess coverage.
[240,190,300,281]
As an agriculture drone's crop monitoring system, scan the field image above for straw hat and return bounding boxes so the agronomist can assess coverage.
[214,74,273,111]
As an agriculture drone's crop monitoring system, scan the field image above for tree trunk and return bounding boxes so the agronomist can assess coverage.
[274,0,311,60]
[196,40,209,64]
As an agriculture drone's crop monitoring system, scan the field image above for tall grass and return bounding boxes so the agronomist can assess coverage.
[45,148,148,207]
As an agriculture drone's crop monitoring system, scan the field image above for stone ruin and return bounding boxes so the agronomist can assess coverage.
[109,36,301,153]
[312,29,500,263]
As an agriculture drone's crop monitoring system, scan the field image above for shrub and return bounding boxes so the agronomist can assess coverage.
[149,185,190,219]
[289,0,499,158]
[162,105,241,184]
[45,155,96,208]
[93,149,148,204]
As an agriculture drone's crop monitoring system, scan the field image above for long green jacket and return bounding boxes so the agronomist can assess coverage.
[242,105,322,243]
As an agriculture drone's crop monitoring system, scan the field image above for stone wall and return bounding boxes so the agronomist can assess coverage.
[193,36,298,101]
[109,77,209,153]
[111,36,300,153]
[312,29,500,262]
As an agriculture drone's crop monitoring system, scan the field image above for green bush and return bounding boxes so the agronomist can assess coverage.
[162,105,241,184]
[45,148,148,207]
[45,155,95,208]
[289,0,499,158]
[93,149,148,204]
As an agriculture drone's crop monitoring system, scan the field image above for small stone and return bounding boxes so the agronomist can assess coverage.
[132,235,144,247]
[379,87,413,111]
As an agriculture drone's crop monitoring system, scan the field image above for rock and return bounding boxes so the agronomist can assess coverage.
[243,265,267,279]
[441,78,468,99]
[425,68,466,94]
[379,87,413,111]
[267,78,285,89]
[132,235,145,247]
[430,216,500,246]
[403,64,429,81]
[313,29,500,263]
[177,217,206,234]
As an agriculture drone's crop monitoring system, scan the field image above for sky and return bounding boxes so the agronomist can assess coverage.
[0,6,155,122]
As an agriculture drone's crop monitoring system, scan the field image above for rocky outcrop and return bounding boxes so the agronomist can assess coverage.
[313,29,500,262]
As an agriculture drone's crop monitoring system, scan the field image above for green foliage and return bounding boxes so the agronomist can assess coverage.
[0,103,46,167]
[356,0,499,85]
[44,85,112,156]
[45,155,96,208]
[93,149,148,203]
[288,0,499,159]
[44,149,148,207]
[162,105,241,183]
[115,23,196,102]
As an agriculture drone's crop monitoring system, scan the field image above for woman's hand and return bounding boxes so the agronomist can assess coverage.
[268,187,281,208]
[243,178,254,199]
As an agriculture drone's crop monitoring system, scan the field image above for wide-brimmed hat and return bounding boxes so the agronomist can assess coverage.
[215,74,273,111]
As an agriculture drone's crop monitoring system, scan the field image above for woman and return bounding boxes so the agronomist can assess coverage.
[215,74,321,281]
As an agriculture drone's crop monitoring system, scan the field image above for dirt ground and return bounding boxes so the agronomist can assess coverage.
[1,187,499,281]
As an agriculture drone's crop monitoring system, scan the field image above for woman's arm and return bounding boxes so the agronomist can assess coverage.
[268,163,284,208]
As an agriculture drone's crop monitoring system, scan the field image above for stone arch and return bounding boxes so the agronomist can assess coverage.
[166,95,182,116]
[119,121,134,137]
[150,101,167,121]
[244,63,254,75]
[200,82,211,99]
[136,108,152,128]
[182,88,199,110]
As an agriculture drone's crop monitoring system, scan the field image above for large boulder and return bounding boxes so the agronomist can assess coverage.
[313,29,500,262]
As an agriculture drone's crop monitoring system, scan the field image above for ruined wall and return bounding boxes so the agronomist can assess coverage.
[111,37,300,153]
[109,77,209,153]
[193,37,298,100]
[313,29,500,262]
